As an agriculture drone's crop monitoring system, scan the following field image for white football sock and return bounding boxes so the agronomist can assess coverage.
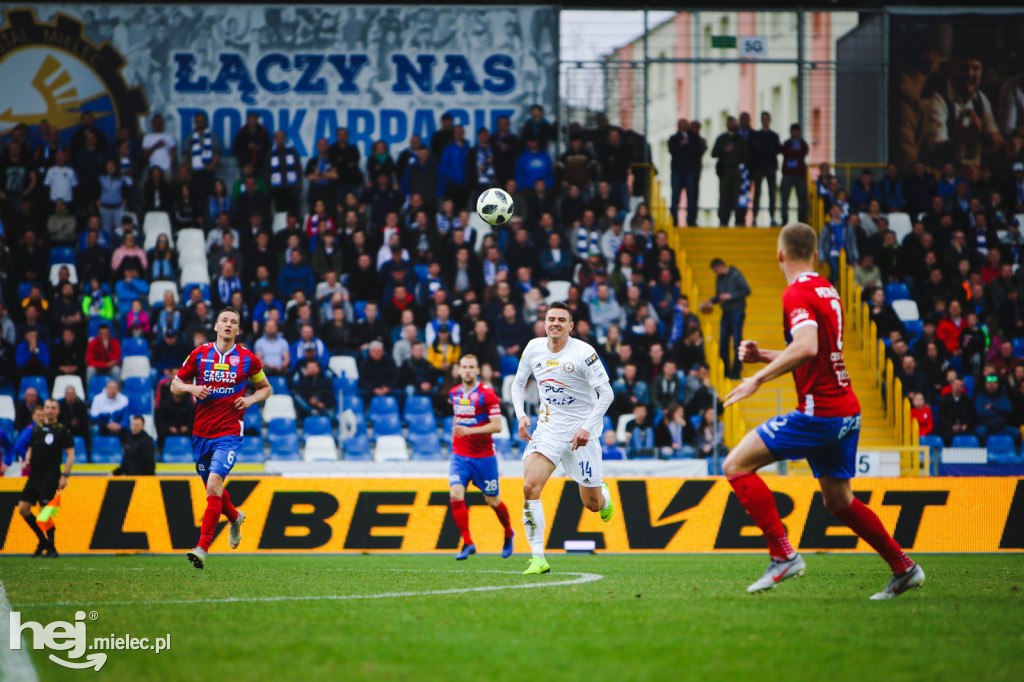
[601,485,611,511]
[523,499,546,558]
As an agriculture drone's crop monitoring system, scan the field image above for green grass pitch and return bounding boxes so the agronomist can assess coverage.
[2,553,1022,681]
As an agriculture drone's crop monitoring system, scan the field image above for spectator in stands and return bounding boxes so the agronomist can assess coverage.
[898,355,931,403]
[254,319,290,376]
[91,378,129,437]
[291,324,329,370]
[701,258,750,380]
[910,393,934,437]
[959,313,987,378]
[999,286,1024,338]
[51,327,84,380]
[880,163,906,212]
[426,325,459,374]
[141,113,175,175]
[819,203,859,283]
[206,179,232,229]
[854,253,883,293]
[112,231,147,278]
[354,301,388,350]
[13,387,42,432]
[278,249,315,300]
[85,323,121,383]
[402,147,438,212]
[655,402,696,459]
[183,112,220,207]
[214,261,243,309]
[114,265,149,318]
[649,360,683,413]
[539,232,574,282]
[936,299,966,356]
[125,299,151,339]
[491,115,520,185]
[905,162,937,216]
[974,372,1019,445]
[601,431,625,460]
[78,228,112,284]
[82,277,114,327]
[750,112,781,226]
[612,362,649,421]
[292,359,335,420]
[596,127,632,211]
[937,376,974,445]
[438,125,470,209]
[151,328,185,373]
[155,388,194,449]
[494,303,529,358]
[398,341,437,397]
[515,136,554,196]
[990,340,1022,382]
[148,233,177,282]
[694,407,725,459]
[57,384,89,450]
[626,403,655,458]
[359,340,397,399]
[850,169,881,213]
[232,112,270,173]
[112,415,155,476]
[711,116,748,227]
[16,328,49,379]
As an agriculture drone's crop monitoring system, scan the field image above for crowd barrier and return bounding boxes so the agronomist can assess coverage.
[2,477,1021,554]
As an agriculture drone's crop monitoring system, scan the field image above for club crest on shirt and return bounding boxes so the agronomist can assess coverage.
[561,361,575,374]
[229,355,240,366]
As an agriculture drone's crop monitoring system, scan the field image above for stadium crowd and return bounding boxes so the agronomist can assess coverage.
[0,107,721,464]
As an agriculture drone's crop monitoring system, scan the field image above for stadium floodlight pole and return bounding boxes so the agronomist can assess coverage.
[797,7,806,136]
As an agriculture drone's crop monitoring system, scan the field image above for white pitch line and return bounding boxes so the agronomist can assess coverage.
[12,571,604,608]
[0,579,40,682]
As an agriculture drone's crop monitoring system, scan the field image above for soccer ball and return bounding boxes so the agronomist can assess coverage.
[476,188,514,225]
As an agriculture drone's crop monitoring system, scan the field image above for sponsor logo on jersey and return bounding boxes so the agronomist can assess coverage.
[546,360,560,367]
[790,309,810,324]
[585,352,599,367]
[213,363,230,370]
[45,433,54,445]
[458,398,471,405]
[203,369,238,383]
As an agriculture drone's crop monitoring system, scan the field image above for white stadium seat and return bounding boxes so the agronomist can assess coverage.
[262,395,297,423]
[52,374,85,400]
[887,212,913,243]
[374,435,409,462]
[143,414,157,439]
[144,225,173,251]
[891,299,920,322]
[0,395,15,421]
[142,211,172,235]
[272,212,289,234]
[546,280,572,304]
[49,263,78,287]
[180,265,211,286]
[328,355,359,379]
[501,374,515,401]
[175,228,206,254]
[121,356,151,379]
[616,414,635,445]
[148,280,180,308]
[304,435,339,462]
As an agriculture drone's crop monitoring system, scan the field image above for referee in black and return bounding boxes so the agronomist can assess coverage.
[19,398,74,557]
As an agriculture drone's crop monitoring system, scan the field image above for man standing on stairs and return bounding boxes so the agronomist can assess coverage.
[721,222,924,600]
[702,258,750,380]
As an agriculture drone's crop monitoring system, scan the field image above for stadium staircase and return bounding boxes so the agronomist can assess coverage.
[665,227,909,475]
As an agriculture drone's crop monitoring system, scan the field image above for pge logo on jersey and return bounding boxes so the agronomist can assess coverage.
[0,9,148,144]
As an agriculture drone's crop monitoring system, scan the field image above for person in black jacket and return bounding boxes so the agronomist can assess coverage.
[112,415,155,476]
[936,377,976,445]
[57,385,90,457]
[750,112,782,226]
[654,403,696,458]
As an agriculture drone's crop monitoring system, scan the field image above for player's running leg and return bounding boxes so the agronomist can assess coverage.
[188,472,225,569]
[818,476,924,599]
[450,484,476,560]
[222,489,244,549]
[722,430,805,593]
[485,495,515,558]
[522,452,555,574]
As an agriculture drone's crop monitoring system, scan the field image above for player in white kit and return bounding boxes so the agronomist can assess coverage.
[512,302,615,575]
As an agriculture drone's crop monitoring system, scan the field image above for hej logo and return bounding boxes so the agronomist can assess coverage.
[9,610,107,670]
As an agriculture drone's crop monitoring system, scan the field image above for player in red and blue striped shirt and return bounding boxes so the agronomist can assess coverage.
[448,354,515,560]
[172,306,272,569]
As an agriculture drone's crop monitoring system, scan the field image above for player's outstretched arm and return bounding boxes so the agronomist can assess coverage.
[725,326,818,406]
[738,340,782,364]
[511,357,533,441]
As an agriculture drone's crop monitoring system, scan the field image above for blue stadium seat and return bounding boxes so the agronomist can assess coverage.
[602,446,625,461]
[50,247,76,266]
[244,404,262,436]
[73,436,88,463]
[88,375,111,400]
[371,412,402,437]
[267,418,298,437]
[409,432,443,460]
[904,319,923,341]
[237,437,266,463]
[342,434,372,460]
[403,395,432,418]
[17,282,33,301]
[414,264,430,282]
[127,389,153,415]
[500,355,519,377]
[951,435,980,448]
[91,436,123,464]
[161,436,192,463]
[963,375,975,397]
[0,384,13,398]
[919,434,944,462]
[1013,338,1024,358]
[121,337,150,358]
[18,376,49,401]
[986,435,1021,464]
[0,419,15,439]
[368,395,399,420]
[884,283,911,302]
[302,416,333,439]
[340,393,365,417]
[406,411,437,435]
[332,375,359,397]
[690,414,703,431]
[494,438,518,461]
[124,376,149,394]
[267,375,290,396]
[354,300,367,320]
[440,416,455,444]
[266,434,301,460]
[603,415,614,433]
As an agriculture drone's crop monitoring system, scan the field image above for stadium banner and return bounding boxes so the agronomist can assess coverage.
[888,11,1024,176]
[2,477,1022,554]
[0,4,558,156]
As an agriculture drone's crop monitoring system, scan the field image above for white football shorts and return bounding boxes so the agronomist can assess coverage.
[522,425,603,487]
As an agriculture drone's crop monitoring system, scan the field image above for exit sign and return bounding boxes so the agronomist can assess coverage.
[711,35,736,48]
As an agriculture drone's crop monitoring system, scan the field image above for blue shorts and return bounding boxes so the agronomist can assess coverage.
[448,454,500,497]
[192,434,242,483]
[756,411,861,479]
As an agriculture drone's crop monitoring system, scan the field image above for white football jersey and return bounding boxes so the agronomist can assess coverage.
[515,336,611,439]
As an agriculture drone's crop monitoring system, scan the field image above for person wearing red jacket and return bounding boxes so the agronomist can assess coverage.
[910,393,934,436]
[86,323,122,383]
[936,300,966,356]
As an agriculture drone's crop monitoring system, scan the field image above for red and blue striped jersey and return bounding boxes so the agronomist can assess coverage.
[449,382,501,458]
[176,342,265,438]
